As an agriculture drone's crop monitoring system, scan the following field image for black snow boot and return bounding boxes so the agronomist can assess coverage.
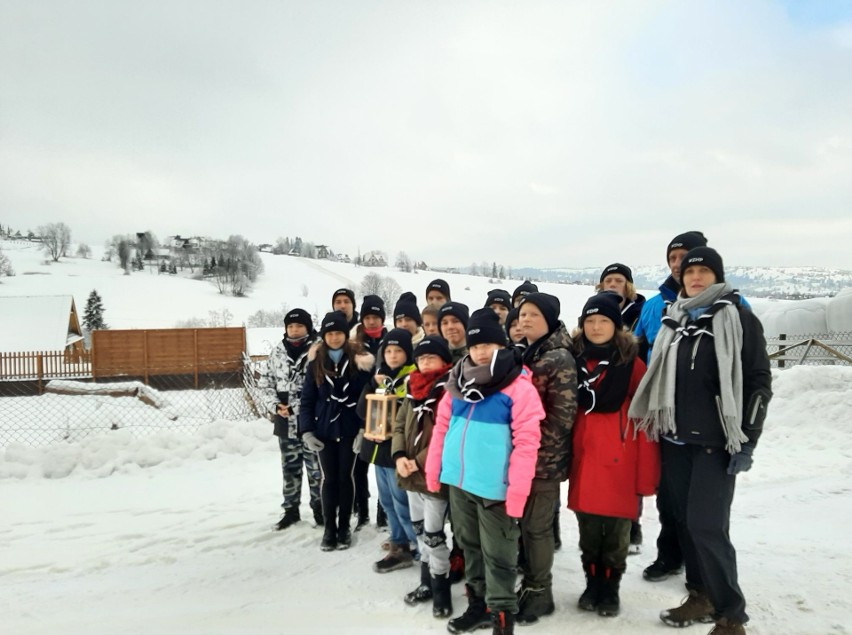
[490,610,515,635]
[405,562,434,605]
[447,584,490,633]
[274,507,300,531]
[320,524,337,552]
[376,502,388,529]
[431,572,453,619]
[596,567,622,617]
[336,522,352,550]
[515,584,554,625]
[577,561,600,612]
[310,500,324,527]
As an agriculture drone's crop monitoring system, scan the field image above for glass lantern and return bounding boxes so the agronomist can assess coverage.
[364,390,398,441]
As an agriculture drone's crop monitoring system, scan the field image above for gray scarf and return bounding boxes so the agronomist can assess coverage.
[628,282,749,454]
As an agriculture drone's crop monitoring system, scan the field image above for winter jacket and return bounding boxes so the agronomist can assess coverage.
[257,334,317,438]
[298,344,375,442]
[391,371,450,497]
[634,277,680,362]
[425,368,544,518]
[352,323,387,358]
[523,322,578,482]
[621,294,646,331]
[356,364,415,467]
[568,358,659,520]
[671,304,772,449]
[449,345,468,365]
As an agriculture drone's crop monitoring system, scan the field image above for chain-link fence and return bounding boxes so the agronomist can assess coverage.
[765,332,852,368]
[0,360,262,448]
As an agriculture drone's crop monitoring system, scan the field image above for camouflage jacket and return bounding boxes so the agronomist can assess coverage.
[258,335,316,438]
[524,322,577,481]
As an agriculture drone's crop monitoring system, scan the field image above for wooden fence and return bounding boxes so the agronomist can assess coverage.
[91,327,246,387]
[0,351,92,388]
[765,333,852,367]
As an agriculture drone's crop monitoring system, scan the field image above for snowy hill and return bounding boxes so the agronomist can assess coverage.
[2,365,851,634]
[0,239,598,331]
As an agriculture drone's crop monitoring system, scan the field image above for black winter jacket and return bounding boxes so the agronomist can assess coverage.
[672,305,772,449]
[298,345,375,442]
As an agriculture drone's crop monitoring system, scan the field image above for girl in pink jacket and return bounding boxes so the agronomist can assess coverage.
[426,308,543,635]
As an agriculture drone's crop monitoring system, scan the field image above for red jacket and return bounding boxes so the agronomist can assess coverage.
[568,358,659,521]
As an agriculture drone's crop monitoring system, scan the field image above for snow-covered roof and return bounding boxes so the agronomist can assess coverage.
[0,295,82,352]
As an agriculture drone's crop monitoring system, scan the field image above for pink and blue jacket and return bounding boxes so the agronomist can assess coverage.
[425,368,544,518]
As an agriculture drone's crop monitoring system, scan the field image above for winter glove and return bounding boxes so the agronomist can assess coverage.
[727,444,754,475]
[352,430,364,454]
[302,431,325,453]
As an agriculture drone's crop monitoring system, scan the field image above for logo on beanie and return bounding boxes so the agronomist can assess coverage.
[324,321,334,328]
[585,308,600,315]
[687,257,704,264]
[441,305,452,313]
[369,306,380,312]
[468,328,480,335]
[670,242,684,249]
[387,339,400,346]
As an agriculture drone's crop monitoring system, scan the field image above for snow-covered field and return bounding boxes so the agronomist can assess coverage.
[2,366,851,635]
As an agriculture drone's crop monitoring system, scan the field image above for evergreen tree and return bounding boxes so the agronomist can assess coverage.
[83,290,107,331]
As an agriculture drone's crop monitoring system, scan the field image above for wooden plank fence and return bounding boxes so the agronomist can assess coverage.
[0,351,92,390]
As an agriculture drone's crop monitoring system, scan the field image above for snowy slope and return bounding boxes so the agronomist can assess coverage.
[2,366,851,635]
[0,240,597,331]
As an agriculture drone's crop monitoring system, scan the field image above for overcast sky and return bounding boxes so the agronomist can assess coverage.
[1,0,850,269]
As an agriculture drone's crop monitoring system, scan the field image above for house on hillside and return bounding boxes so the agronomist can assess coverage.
[316,245,334,260]
[0,295,86,358]
[364,253,387,267]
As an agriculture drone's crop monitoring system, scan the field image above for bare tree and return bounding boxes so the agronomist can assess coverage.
[395,251,413,273]
[76,243,92,259]
[39,222,72,262]
[0,246,14,279]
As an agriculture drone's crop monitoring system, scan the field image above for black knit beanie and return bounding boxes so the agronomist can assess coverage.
[439,301,470,330]
[331,288,357,310]
[413,334,452,365]
[320,310,350,338]
[382,328,414,365]
[426,279,451,301]
[680,247,725,283]
[667,231,708,259]
[393,291,422,326]
[512,280,539,305]
[579,292,623,330]
[284,308,313,332]
[519,292,561,333]
[485,289,512,310]
[599,263,633,284]
[467,308,509,348]
[360,295,386,322]
[504,307,520,335]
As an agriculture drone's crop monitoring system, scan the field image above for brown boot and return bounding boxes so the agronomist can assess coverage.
[660,589,715,627]
[373,543,414,573]
[708,617,746,635]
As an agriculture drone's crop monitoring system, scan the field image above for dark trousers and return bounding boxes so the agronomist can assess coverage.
[519,478,560,588]
[662,441,748,624]
[449,486,520,613]
[654,468,684,567]
[317,439,356,532]
[353,455,370,517]
[576,512,631,571]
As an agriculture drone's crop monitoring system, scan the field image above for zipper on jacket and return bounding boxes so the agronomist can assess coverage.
[690,333,702,370]
[749,395,763,426]
[458,404,475,487]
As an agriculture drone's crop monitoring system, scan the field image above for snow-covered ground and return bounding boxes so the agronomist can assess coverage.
[2,365,851,635]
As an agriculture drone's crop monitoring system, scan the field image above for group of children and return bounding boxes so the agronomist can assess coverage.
[259,233,770,635]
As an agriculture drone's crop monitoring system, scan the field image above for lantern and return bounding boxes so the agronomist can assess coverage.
[364,390,398,441]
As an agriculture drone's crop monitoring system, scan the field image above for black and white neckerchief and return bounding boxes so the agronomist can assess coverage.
[662,292,739,345]
[325,358,355,422]
[578,360,611,415]
[410,377,448,423]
